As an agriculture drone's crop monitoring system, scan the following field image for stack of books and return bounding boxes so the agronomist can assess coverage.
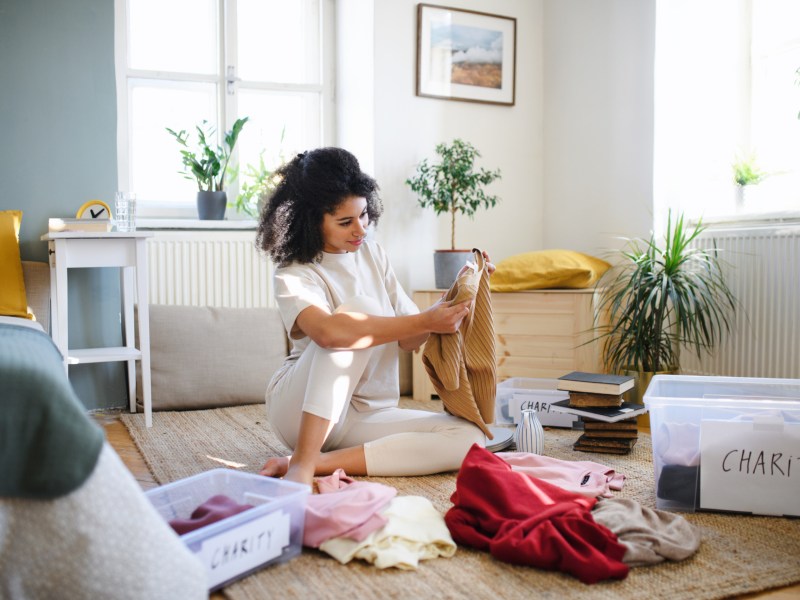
[49,218,112,233]
[550,371,645,455]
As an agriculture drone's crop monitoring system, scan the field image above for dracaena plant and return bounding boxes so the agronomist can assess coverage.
[593,211,737,373]
[405,139,501,250]
[166,117,249,192]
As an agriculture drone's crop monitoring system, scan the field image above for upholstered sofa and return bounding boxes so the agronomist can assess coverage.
[0,261,208,599]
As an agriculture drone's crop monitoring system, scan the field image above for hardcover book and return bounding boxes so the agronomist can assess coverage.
[579,429,639,439]
[573,434,638,454]
[549,399,647,423]
[49,218,112,233]
[583,419,638,431]
[568,391,624,408]
[557,371,635,395]
[573,433,638,448]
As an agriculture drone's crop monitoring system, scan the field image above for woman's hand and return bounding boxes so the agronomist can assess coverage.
[455,250,496,278]
[482,250,496,276]
[422,298,471,334]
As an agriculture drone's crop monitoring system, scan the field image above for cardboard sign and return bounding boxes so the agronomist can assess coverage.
[700,418,800,516]
[510,391,576,427]
[199,509,291,589]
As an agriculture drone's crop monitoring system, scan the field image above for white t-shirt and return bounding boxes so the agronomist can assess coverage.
[270,240,419,412]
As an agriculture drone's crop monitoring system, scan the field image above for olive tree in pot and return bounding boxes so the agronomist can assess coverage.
[593,211,737,415]
[405,139,501,289]
[166,116,249,220]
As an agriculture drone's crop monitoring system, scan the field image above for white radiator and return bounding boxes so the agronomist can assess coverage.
[681,222,800,379]
[146,230,276,308]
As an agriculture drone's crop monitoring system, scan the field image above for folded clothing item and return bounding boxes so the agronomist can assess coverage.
[319,495,456,570]
[657,422,700,467]
[445,444,629,584]
[169,494,254,536]
[304,468,397,548]
[591,497,701,566]
[657,464,701,508]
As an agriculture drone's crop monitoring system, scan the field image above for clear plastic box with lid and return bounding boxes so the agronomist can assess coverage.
[495,377,577,428]
[145,468,309,591]
[644,375,800,517]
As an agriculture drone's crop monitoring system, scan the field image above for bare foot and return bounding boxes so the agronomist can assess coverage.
[259,456,289,477]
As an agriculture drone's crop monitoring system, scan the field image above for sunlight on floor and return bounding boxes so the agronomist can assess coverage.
[205,455,247,469]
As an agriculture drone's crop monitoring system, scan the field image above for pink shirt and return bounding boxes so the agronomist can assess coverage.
[495,452,625,498]
[303,469,397,548]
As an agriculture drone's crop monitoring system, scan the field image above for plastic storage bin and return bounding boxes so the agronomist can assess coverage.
[145,469,309,591]
[495,377,577,428]
[644,375,800,517]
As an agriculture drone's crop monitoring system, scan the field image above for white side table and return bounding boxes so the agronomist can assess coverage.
[41,231,154,427]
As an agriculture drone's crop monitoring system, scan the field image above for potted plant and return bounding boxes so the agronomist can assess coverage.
[593,211,737,407]
[406,138,501,289]
[166,116,249,220]
[732,152,767,210]
[229,150,283,218]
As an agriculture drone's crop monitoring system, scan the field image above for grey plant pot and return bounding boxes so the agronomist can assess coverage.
[197,191,227,220]
[434,249,474,290]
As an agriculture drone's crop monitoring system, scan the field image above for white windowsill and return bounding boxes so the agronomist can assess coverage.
[137,218,257,230]
[690,210,800,230]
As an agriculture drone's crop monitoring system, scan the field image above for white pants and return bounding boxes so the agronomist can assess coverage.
[267,296,485,476]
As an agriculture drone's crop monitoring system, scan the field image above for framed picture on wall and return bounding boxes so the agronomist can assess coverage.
[416,4,516,106]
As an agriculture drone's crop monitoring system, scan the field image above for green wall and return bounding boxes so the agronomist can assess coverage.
[0,0,128,410]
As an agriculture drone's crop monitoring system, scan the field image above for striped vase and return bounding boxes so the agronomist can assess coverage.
[515,408,545,454]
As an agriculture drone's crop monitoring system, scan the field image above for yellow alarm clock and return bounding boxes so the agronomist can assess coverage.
[76,199,112,220]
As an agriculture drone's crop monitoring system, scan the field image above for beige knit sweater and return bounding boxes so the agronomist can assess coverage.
[421,249,497,439]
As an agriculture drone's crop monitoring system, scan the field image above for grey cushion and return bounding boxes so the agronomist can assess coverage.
[137,304,288,411]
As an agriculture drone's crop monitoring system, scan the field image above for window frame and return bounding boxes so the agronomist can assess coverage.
[114,0,336,219]
[653,0,800,230]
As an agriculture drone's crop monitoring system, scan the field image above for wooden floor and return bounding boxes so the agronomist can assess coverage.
[95,412,800,600]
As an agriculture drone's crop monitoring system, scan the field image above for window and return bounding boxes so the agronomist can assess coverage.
[654,0,800,225]
[115,0,334,218]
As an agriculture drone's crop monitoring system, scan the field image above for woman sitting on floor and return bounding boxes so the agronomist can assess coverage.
[256,147,494,487]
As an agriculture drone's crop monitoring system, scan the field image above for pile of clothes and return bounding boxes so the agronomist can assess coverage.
[447,445,700,583]
[170,445,701,582]
[297,444,700,581]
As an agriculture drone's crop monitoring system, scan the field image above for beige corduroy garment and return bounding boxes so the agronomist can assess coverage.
[422,249,497,439]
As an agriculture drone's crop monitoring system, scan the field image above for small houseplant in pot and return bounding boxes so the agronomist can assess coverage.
[166,116,249,220]
[230,146,287,218]
[732,152,767,210]
[592,211,737,415]
[406,138,501,289]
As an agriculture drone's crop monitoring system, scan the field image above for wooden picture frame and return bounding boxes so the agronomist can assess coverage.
[416,4,516,106]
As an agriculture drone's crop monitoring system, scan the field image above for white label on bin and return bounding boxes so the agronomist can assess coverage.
[511,392,575,427]
[700,420,800,516]
[199,509,291,589]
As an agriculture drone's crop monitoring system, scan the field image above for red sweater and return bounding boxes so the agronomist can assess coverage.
[445,444,629,584]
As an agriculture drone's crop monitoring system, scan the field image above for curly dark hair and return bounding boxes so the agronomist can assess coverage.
[256,147,383,266]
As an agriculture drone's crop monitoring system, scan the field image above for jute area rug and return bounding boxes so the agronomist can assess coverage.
[121,400,800,600]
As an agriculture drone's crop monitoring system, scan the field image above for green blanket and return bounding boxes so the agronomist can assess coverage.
[0,323,104,498]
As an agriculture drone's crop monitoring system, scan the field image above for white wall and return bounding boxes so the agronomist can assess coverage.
[343,0,656,292]
[542,0,655,254]
[336,0,375,174]
[368,0,544,291]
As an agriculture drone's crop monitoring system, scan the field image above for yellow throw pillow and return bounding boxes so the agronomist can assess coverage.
[0,210,32,319]
[490,249,611,292]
